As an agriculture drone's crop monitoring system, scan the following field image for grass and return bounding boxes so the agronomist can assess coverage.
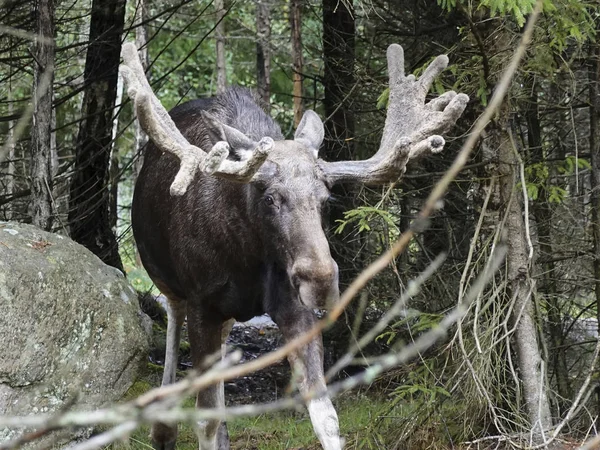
[108,381,389,450]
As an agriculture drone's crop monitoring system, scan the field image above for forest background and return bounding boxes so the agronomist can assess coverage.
[1,0,600,448]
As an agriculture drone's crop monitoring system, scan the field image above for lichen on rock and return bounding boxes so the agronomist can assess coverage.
[0,222,149,446]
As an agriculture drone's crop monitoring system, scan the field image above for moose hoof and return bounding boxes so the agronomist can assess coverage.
[150,422,177,450]
[217,422,230,450]
[151,440,176,450]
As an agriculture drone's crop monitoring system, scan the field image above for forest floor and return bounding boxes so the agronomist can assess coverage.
[104,300,590,450]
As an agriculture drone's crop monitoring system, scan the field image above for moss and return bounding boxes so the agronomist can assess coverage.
[179,340,191,352]
[147,362,164,374]
[122,379,153,400]
[152,322,165,334]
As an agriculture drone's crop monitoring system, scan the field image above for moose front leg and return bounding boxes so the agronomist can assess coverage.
[275,307,341,450]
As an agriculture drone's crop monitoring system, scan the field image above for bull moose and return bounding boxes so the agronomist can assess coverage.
[120,42,468,450]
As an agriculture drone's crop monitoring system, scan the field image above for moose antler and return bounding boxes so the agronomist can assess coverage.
[320,44,469,184]
[119,43,273,195]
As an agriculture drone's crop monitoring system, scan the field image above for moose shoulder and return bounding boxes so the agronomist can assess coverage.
[121,42,468,450]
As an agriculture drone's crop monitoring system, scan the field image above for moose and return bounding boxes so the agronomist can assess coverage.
[120,42,468,450]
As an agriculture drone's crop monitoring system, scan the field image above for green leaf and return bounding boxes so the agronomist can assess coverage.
[377,88,390,109]
[526,183,539,200]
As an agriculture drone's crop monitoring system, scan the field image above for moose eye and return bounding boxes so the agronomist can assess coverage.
[264,195,275,206]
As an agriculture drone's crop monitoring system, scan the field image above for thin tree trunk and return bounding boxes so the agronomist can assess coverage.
[589,19,600,357]
[109,73,123,232]
[322,0,355,161]
[496,113,553,437]
[526,84,571,411]
[6,67,15,221]
[321,0,358,353]
[30,0,55,231]
[215,0,226,94]
[50,106,58,179]
[68,0,125,272]
[256,0,271,110]
[132,0,149,183]
[290,0,303,126]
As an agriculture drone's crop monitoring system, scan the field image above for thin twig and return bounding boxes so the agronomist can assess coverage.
[0,68,53,164]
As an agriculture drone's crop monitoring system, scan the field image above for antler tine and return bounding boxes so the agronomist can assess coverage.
[120,42,275,193]
[121,43,190,150]
[204,137,274,183]
[120,43,207,195]
[320,44,469,185]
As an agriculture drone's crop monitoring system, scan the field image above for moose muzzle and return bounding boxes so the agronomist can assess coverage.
[291,257,340,309]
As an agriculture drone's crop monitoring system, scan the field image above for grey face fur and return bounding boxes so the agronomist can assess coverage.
[251,140,339,309]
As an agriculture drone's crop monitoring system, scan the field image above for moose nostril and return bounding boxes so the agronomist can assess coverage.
[291,258,337,287]
[291,273,301,290]
[291,258,339,308]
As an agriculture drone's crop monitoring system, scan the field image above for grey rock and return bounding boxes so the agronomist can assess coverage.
[0,222,149,445]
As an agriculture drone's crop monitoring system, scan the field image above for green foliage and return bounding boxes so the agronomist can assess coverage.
[389,368,451,407]
[476,70,489,106]
[435,0,596,110]
[377,311,444,345]
[522,156,590,203]
[547,185,568,203]
[334,206,399,235]
[558,155,591,175]
[376,88,389,110]
[543,0,596,52]
[480,0,535,26]
[126,266,159,294]
[437,0,535,26]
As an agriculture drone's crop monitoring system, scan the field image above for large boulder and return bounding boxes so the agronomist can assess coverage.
[0,222,149,443]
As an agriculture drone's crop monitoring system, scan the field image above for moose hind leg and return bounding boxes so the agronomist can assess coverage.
[188,308,233,450]
[151,300,185,450]
[276,308,341,450]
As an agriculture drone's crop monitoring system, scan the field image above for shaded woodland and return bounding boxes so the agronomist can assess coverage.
[1,0,600,448]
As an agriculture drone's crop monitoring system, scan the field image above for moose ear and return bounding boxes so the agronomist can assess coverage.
[294,110,324,158]
[201,111,256,160]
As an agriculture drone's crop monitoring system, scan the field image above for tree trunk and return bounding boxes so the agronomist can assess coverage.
[589,15,600,368]
[321,0,358,354]
[6,64,15,221]
[256,0,270,110]
[526,84,571,411]
[588,26,600,423]
[68,0,125,272]
[132,0,149,183]
[30,0,55,231]
[215,0,226,94]
[290,0,303,126]
[322,0,354,161]
[495,112,553,437]
[321,0,357,286]
[109,73,123,232]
